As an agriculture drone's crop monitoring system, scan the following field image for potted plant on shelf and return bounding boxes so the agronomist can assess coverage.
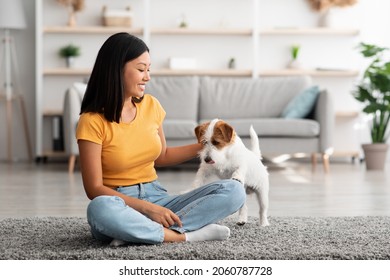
[228,57,236,69]
[353,42,390,170]
[287,44,301,69]
[59,44,81,68]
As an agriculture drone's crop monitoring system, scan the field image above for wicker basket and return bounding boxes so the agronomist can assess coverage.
[102,6,133,27]
[103,16,132,27]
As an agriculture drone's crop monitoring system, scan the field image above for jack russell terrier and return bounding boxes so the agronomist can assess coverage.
[192,118,269,226]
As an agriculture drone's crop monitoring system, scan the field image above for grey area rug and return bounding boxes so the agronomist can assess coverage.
[1,216,389,260]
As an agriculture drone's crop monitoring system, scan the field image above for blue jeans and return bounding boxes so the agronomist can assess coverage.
[87,179,246,244]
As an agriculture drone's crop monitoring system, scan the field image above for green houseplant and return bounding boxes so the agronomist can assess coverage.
[291,44,300,60]
[353,42,390,170]
[59,44,80,68]
[287,44,301,69]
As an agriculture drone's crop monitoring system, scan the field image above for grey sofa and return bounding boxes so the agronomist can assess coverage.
[63,75,333,172]
[147,75,334,171]
[62,82,87,173]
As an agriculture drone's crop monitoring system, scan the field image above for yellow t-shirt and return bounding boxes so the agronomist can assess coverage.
[76,94,166,187]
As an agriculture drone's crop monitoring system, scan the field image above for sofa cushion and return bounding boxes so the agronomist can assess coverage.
[200,118,320,138]
[163,119,197,139]
[281,85,320,119]
[145,76,199,121]
[199,76,312,120]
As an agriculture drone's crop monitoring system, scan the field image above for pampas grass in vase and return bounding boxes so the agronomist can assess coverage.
[306,0,358,27]
[56,0,85,27]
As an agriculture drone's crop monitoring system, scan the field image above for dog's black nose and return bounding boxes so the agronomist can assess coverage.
[204,156,215,164]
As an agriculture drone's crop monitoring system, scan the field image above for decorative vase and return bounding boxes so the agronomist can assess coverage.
[318,9,331,27]
[287,59,301,69]
[362,143,389,170]
[318,7,359,28]
[68,10,77,27]
[318,8,341,27]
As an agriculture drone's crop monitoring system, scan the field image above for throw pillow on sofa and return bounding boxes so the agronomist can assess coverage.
[281,85,320,119]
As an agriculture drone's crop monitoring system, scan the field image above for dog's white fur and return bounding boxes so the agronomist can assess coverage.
[192,118,270,226]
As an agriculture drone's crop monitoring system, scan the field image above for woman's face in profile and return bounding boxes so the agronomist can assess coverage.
[123,51,151,99]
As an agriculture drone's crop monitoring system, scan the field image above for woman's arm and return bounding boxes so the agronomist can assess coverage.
[155,126,202,167]
[78,139,182,228]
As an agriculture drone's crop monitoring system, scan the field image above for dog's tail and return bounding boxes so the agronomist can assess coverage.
[249,125,262,158]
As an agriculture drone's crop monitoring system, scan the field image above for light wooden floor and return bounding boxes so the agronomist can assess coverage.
[0,160,389,220]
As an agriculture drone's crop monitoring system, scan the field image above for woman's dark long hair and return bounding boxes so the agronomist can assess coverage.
[80,32,149,123]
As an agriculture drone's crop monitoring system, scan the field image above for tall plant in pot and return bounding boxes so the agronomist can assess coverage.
[353,42,390,170]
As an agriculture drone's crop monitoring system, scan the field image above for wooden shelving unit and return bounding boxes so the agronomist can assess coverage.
[36,0,362,161]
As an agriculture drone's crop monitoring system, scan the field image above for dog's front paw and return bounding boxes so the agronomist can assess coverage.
[259,217,270,227]
[237,204,248,226]
[237,215,248,226]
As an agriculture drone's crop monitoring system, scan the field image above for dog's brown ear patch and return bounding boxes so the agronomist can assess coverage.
[213,121,235,148]
[194,122,210,143]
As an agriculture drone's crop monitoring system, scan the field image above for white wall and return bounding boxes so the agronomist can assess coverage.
[1,0,389,161]
[0,0,35,162]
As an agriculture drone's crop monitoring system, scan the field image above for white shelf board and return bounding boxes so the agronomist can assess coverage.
[259,69,359,77]
[43,68,91,76]
[43,26,143,34]
[260,28,360,36]
[151,28,252,36]
[152,69,253,76]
